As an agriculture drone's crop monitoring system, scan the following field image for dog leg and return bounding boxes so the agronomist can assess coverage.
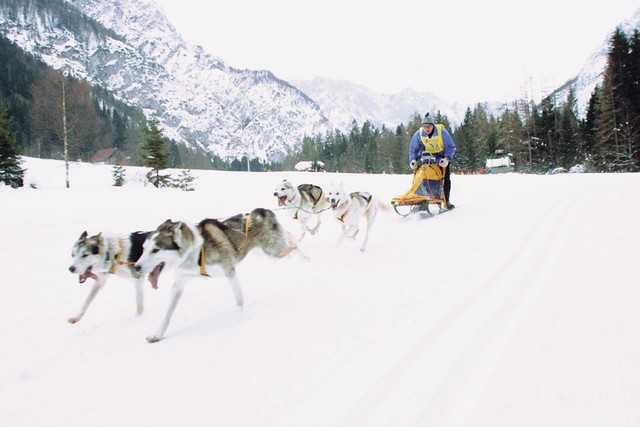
[298,221,308,242]
[336,224,348,247]
[349,225,360,240]
[288,232,310,261]
[360,209,378,252]
[360,221,372,252]
[299,215,314,241]
[147,277,187,343]
[134,277,144,316]
[68,276,107,324]
[224,267,244,310]
[308,215,322,235]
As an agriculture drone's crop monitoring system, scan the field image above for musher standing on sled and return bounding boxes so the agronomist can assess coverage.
[408,113,456,209]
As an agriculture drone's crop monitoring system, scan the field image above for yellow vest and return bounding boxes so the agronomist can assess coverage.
[420,124,446,153]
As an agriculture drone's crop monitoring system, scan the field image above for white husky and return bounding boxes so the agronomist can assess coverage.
[67,231,164,324]
[273,180,330,241]
[326,182,387,252]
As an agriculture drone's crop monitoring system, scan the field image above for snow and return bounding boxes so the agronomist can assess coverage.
[2,157,640,426]
[485,156,514,168]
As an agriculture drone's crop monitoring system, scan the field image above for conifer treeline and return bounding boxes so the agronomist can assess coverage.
[283,26,640,174]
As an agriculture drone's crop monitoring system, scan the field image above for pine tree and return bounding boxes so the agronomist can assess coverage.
[452,108,480,172]
[174,169,196,191]
[498,107,528,170]
[557,89,580,168]
[582,86,600,164]
[536,96,558,168]
[626,29,640,169]
[0,102,25,188]
[112,164,126,186]
[141,118,171,187]
[595,28,630,171]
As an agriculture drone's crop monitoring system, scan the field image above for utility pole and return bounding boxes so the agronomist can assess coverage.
[62,72,70,188]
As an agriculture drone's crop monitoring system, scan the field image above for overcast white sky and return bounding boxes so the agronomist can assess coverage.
[154,0,639,105]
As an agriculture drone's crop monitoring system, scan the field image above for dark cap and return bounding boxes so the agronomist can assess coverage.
[422,113,435,126]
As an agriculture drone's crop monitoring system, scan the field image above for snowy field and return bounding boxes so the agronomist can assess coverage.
[2,157,640,427]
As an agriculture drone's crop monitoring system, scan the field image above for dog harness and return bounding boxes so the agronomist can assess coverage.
[199,216,251,277]
[109,238,136,274]
[337,192,372,223]
[294,184,324,219]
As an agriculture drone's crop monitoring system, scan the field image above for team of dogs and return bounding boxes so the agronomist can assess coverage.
[68,180,387,342]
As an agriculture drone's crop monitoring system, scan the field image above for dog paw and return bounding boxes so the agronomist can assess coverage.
[146,335,162,343]
[137,306,144,316]
[68,316,81,324]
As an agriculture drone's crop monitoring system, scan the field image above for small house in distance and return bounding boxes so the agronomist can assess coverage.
[90,148,123,165]
[485,150,514,173]
[295,160,325,172]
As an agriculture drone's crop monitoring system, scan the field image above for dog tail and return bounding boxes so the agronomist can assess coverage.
[377,199,392,212]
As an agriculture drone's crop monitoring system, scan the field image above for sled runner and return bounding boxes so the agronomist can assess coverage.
[391,154,447,217]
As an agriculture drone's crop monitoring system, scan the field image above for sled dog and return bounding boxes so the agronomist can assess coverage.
[273,180,330,241]
[135,208,306,343]
[326,182,386,252]
[67,231,164,324]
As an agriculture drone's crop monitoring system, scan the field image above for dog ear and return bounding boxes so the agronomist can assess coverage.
[79,231,88,241]
[172,222,185,251]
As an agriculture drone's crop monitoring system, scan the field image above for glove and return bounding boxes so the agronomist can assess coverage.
[410,159,419,171]
[438,157,450,168]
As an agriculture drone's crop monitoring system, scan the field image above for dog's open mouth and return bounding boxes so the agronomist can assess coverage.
[330,201,339,209]
[277,196,287,206]
[147,262,165,290]
[78,266,98,284]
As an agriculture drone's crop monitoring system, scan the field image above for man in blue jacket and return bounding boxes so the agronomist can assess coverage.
[408,113,456,209]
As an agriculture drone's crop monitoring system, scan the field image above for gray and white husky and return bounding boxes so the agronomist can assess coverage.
[273,180,330,241]
[326,182,387,252]
[67,231,164,324]
[135,208,306,343]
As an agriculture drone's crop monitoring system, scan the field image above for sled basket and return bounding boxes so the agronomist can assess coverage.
[391,163,446,216]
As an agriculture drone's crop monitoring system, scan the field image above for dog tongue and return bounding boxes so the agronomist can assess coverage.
[78,268,98,284]
[147,262,165,289]
[278,196,287,206]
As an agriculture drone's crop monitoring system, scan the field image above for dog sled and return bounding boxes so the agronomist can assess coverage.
[391,154,447,217]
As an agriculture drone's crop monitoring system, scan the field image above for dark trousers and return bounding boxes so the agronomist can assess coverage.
[442,165,451,203]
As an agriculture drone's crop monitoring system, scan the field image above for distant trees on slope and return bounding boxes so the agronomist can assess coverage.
[283,26,639,174]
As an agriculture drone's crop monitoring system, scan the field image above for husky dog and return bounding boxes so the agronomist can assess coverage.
[135,208,306,343]
[326,182,386,252]
[273,180,330,241]
[67,231,164,324]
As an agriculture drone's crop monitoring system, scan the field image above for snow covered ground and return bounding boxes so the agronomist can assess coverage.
[2,157,640,426]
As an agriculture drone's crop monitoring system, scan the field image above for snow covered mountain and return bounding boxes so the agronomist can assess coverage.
[0,0,331,162]
[293,77,467,130]
[554,7,640,116]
